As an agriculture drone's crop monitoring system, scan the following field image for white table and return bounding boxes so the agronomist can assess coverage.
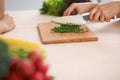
[4,10,120,80]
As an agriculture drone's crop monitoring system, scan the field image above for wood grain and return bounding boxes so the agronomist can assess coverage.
[38,22,98,44]
[0,0,5,19]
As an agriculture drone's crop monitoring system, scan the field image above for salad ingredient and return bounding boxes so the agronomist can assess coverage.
[10,54,20,72]
[37,64,49,75]
[1,50,54,80]
[40,0,91,16]
[29,72,44,80]
[0,36,54,80]
[0,40,11,78]
[51,24,87,33]
[4,72,22,80]
[0,36,45,57]
[28,51,43,69]
[18,59,35,76]
[45,76,54,80]
[40,0,68,16]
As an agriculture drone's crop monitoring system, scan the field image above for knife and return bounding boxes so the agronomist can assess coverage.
[52,14,115,25]
[82,15,115,21]
[52,15,87,25]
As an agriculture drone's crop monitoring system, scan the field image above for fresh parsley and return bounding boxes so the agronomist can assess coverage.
[51,24,86,33]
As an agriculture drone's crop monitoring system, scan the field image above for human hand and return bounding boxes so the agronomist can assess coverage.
[63,2,98,16]
[89,1,120,22]
[0,14,15,34]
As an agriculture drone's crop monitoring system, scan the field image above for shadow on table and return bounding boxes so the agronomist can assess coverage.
[96,20,120,34]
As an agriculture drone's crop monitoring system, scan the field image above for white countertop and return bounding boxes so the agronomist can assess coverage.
[4,10,120,80]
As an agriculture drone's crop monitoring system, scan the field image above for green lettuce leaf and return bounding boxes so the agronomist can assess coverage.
[40,0,68,16]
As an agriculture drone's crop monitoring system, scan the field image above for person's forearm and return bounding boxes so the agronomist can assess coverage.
[118,2,120,15]
[104,1,120,17]
[115,1,120,14]
[111,1,120,15]
[113,1,120,17]
[85,2,98,12]
[78,2,98,13]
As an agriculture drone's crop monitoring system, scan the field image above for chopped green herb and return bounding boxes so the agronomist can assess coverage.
[51,24,86,33]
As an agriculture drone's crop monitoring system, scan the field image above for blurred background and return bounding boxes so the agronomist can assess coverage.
[6,0,112,10]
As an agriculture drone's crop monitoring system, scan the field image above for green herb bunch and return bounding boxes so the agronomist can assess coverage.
[40,0,68,16]
[51,24,85,33]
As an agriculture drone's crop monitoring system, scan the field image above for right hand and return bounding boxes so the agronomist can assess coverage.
[63,2,98,16]
[89,1,120,22]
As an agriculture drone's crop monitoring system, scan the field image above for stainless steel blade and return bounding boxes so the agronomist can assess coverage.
[52,15,87,25]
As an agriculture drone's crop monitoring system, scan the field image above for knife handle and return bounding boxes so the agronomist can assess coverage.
[83,15,115,21]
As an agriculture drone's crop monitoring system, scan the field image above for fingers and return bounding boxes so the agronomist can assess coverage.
[77,11,83,15]
[105,17,110,22]
[93,10,101,22]
[100,14,105,22]
[89,6,106,22]
[89,7,98,21]
[64,3,111,22]
[63,3,76,16]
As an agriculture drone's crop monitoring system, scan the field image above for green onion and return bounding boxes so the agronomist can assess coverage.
[51,24,86,33]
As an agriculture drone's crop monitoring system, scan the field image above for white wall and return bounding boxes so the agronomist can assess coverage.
[6,0,44,10]
[6,0,112,10]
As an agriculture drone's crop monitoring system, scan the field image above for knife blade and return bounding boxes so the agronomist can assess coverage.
[52,15,87,25]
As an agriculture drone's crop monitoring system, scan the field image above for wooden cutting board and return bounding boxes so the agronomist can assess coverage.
[38,22,98,44]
